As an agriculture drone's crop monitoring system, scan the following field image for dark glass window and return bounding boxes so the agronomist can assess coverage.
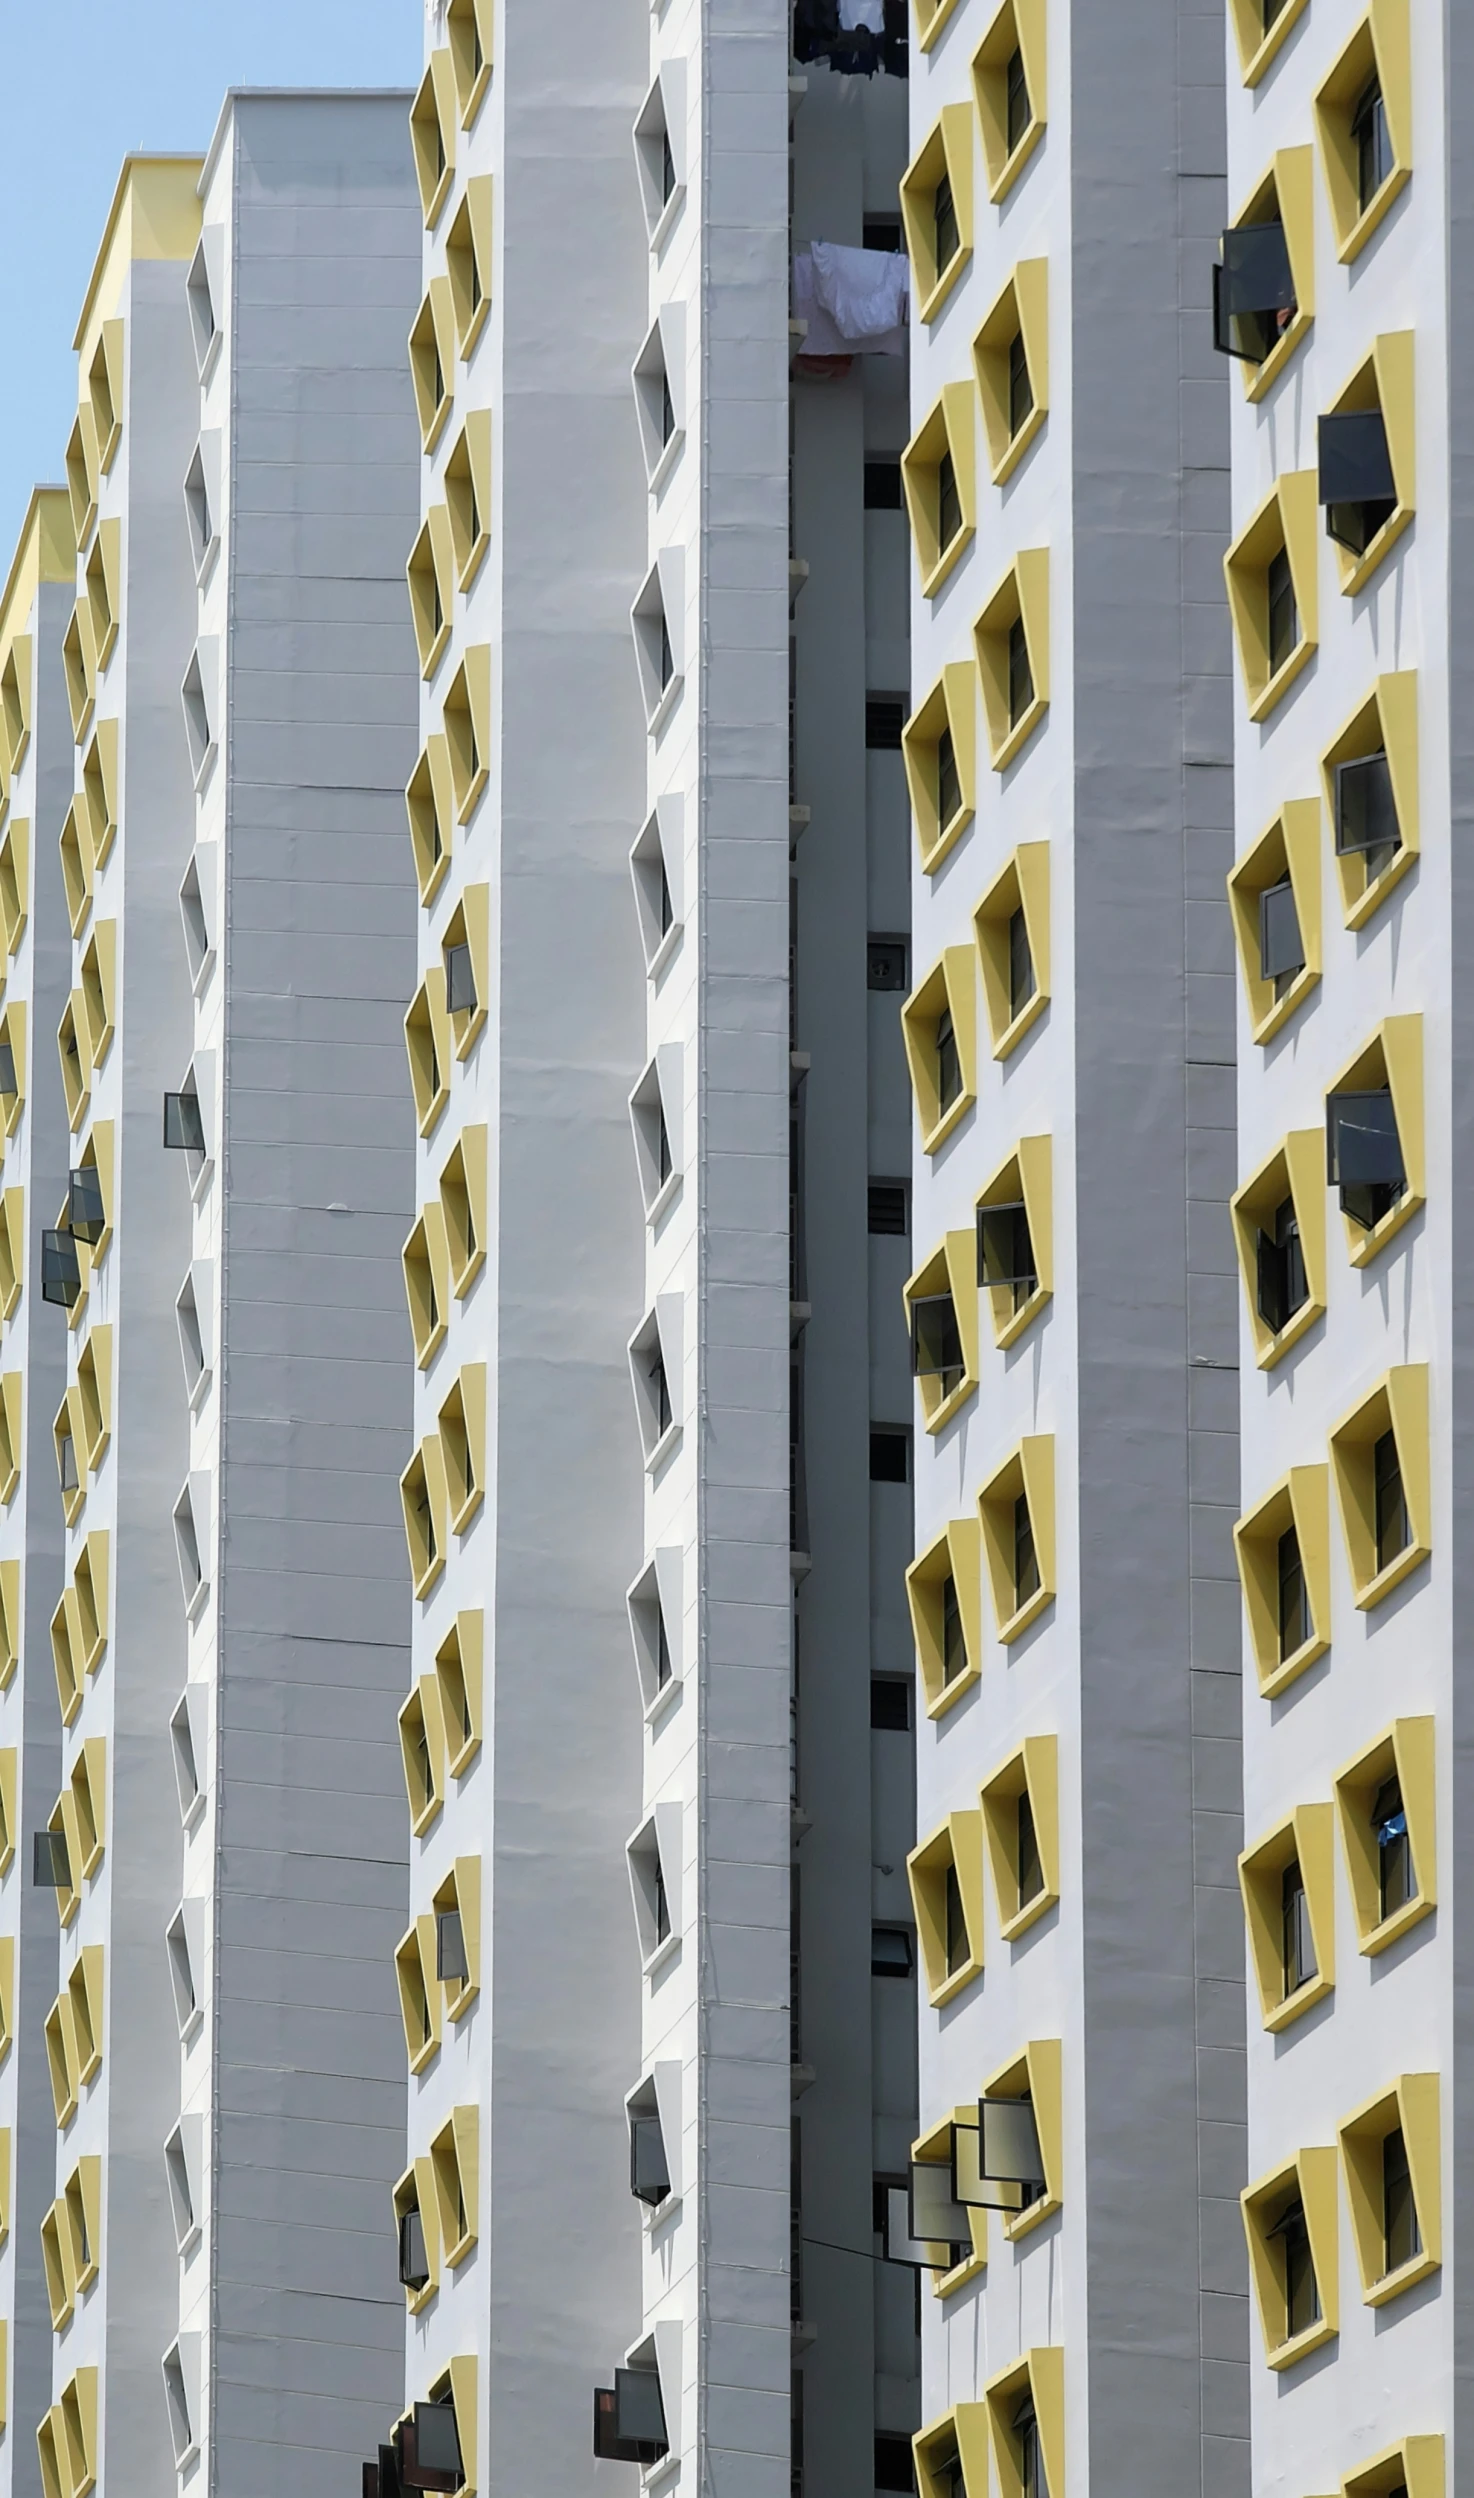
[936,1008,961,1112]
[654,1856,670,1945]
[655,1607,671,1689]
[977,1199,1036,1314]
[1213,215,1296,365]
[1257,1196,1307,1337]
[1334,749,1399,878]
[1266,545,1298,676]
[1005,46,1030,154]
[874,2435,916,2495]
[1258,876,1304,999]
[871,1926,914,1978]
[866,695,905,750]
[934,174,959,275]
[658,857,673,937]
[1320,409,1396,555]
[1374,1774,1413,1920]
[1008,329,1033,438]
[863,216,904,255]
[870,1679,911,1732]
[1352,74,1392,212]
[868,1181,909,1237]
[659,614,674,690]
[1327,1086,1405,1230]
[912,1294,963,1395]
[868,938,908,992]
[941,1573,965,1684]
[1273,2196,1320,2341]
[1014,1494,1040,1608]
[1017,1789,1043,1907]
[870,1428,909,1485]
[1374,1428,1408,1573]
[661,128,676,205]
[661,372,675,446]
[1013,2391,1045,2498]
[864,459,904,510]
[1281,1859,1316,1997]
[651,1352,672,1438]
[936,450,962,551]
[1263,0,1287,24]
[1277,1522,1309,1661]
[1007,617,1034,727]
[944,1864,969,1975]
[1009,906,1035,1020]
[1382,2126,1420,2275]
[936,725,960,828]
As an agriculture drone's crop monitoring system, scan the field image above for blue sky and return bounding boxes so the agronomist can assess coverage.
[0,0,420,564]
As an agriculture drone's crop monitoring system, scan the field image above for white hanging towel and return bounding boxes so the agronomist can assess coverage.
[810,239,908,348]
[838,0,886,27]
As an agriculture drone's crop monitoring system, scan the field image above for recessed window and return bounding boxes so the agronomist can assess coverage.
[1335,747,1399,876]
[868,1181,908,1237]
[901,108,972,315]
[1373,1773,1412,1920]
[933,175,959,279]
[1270,2192,1321,2341]
[1266,546,1297,676]
[1320,408,1395,556]
[911,1289,963,1399]
[1007,618,1033,727]
[868,938,908,993]
[1281,1857,1315,1998]
[1007,329,1033,437]
[866,695,905,750]
[870,1678,910,1731]
[1277,1522,1308,1661]
[870,1426,910,1485]
[1326,1085,1404,1232]
[1381,2126,1420,2275]
[1258,877,1304,999]
[1016,1790,1043,1908]
[979,1438,1055,1640]
[977,1197,1036,1316]
[871,1925,914,1978]
[1213,214,1295,365]
[975,554,1049,764]
[973,0,1045,198]
[864,460,903,509]
[1005,46,1029,153]
[1256,1196,1306,1335]
[935,1008,960,1112]
[1013,1493,1040,1608]
[1352,73,1392,212]
[1334,1716,1434,1952]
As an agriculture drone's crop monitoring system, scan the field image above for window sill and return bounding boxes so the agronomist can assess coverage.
[1336,166,1411,267]
[1239,0,1308,84]
[422,398,452,458]
[1267,2315,1336,2372]
[1243,310,1311,406]
[1253,1293,1324,1374]
[1246,637,1315,723]
[1262,1971,1334,2033]
[993,1285,1049,1353]
[987,122,1043,206]
[192,738,219,798]
[420,622,451,683]
[918,0,965,50]
[410,1795,442,1840]
[60,1892,80,1929]
[646,673,684,742]
[1358,1892,1433,1959]
[457,532,490,595]
[451,1005,486,1065]
[927,1953,982,2010]
[1003,2189,1060,2244]
[447,1733,480,1776]
[998,1886,1058,1946]
[448,1486,483,1538]
[920,1089,975,1157]
[1351,1534,1429,1612]
[418,852,451,910]
[417,1086,450,1142]
[416,1319,448,1372]
[446,1977,478,2024]
[1343,844,1415,932]
[644,1673,682,1731]
[423,166,454,232]
[454,758,488,826]
[452,1243,485,1300]
[933,2246,985,2299]
[406,2277,436,2316]
[1249,964,1319,1047]
[646,1170,681,1229]
[917,248,971,328]
[642,1931,681,1982]
[186,1574,211,1626]
[179,2004,204,2050]
[1345,1185,1423,1271]
[646,918,683,984]
[992,989,1047,1061]
[990,695,1048,775]
[1339,504,1412,598]
[918,804,973,881]
[645,1419,683,1478]
[924,1662,979,1722]
[60,1687,83,1729]
[411,1552,446,1601]
[95,619,119,673]
[409,2033,441,2077]
[61,1488,86,1531]
[460,64,491,129]
[1255,1630,1328,1702]
[445,2226,476,2269]
[458,298,490,363]
[921,526,974,604]
[183,1788,207,1838]
[1364,2248,1439,2308]
[649,185,687,258]
[196,532,221,594]
[991,404,1045,489]
[997,1586,1052,1646]
[648,428,685,498]
[922,1373,977,1437]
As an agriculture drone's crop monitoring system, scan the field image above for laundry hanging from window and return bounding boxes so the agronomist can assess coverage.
[793,241,909,362]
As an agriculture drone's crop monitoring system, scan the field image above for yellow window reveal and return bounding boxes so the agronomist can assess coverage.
[1314,0,1411,263]
[906,1520,983,1719]
[973,0,1046,199]
[974,550,1048,769]
[1334,1715,1434,1955]
[973,260,1047,484]
[1242,2147,1339,2367]
[1227,800,1321,1044]
[907,1812,984,2005]
[1322,671,1418,930]
[903,663,977,875]
[978,1438,1054,1643]
[980,1735,1059,1942]
[1239,1803,1335,2031]
[1233,1464,1331,1699]
[1229,1132,1326,1371]
[900,107,973,322]
[1224,472,1318,718]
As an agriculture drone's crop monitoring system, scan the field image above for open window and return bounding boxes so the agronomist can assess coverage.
[980,1735,1059,1941]
[979,1438,1054,1642]
[0,813,28,955]
[902,948,977,1151]
[1242,2147,1339,2366]
[1234,1464,1331,1697]
[408,507,455,678]
[633,306,686,489]
[1323,672,1418,928]
[437,1613,482,1773]
[170,1684,205,1825]
[1229,0,1310,85]
[395,1917,443,2071]
[632,550,683,729]
[975,842,1048,1058]
[975,2040,1061,2238]
[410,280,456,450]
[181,640,219,788]
[443,646,490,820]
[627,2065,681,2213]
[903,664,977,874]
[973,0,1046,199]
[627,1803,682,1971]
[1334,1715,1434,1954]
[400,1438,449,1597]
[906,2112,987,2287]
[900,106,973,321]
[175,1257,213,1403]
[444,411,492,588]
[411,52,457,226]
[594,2356,668,2471]
[165,2115,203,2255]
[1225,473,1318,717]
[407,736,455,903]
[403,1204,451,1368]
[448,0,494,123]
[630,1047,683,1217]
[628,1297,682,1464]
[630,797,683,972]
[984,2351,1062,2498]
[395,2158,439,2310]
[431,2106,479,2267]
[162,2337,202,2472]
[167,1900,205,2041]
[183,433,220,576]
[37,1799,77,1925]
[1339,2074,1440,2306]
[905,1234,979,1433]
[405,969,451,1137]
[1239,1803,1335,2031]
[902,386,977,599]
[446,178,492,361]
[906,1520,982,1718]
[974,260,1048,484]
[40,1209,78,1326]
[399,1678,445,1834]
[914,2409,987,2498]
[908,1813,984,2004]
[1325,1018,1422,1262]
[1214,151,1314,398]
[439,1127,486,1297]
[162,1059,211,1176]
[1320,334,1413,590]
[82,719,118,872]
[634,62,688,248]
[433,1858,480,2019]
[974,551,1048,769]
[1231,1132,1326,1369]
[1314,0,1411,262]
[975,1138,1051,1347]
[1226,800,1321,1043]
[628,1549,682,1716]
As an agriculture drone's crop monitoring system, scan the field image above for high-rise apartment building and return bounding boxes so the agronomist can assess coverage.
[900,0,1247,2493]
[1221,2,1451,2491]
